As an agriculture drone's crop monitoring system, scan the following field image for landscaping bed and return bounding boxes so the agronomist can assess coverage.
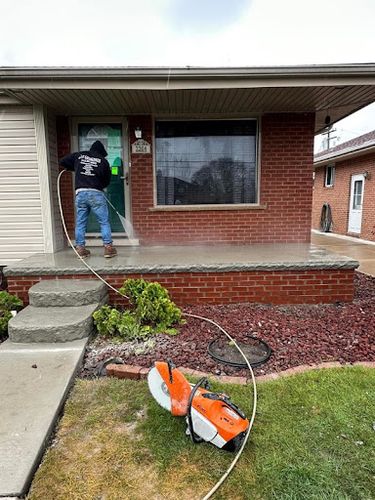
[81,272,375,378]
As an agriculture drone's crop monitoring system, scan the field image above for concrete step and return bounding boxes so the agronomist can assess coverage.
[29,279,108,307]
[0,338,87,497]
[8,303,100,343]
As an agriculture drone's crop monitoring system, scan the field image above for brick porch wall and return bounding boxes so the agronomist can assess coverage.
[57,113,315,245]
[312,154,375,241]
[129,113,315,244]
[7,268,355,307]
[56,116,75,235]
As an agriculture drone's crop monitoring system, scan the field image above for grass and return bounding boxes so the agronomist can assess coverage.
[28,367,375,500]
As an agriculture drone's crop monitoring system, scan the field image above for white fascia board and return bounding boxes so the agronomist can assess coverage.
[314,144,375,167]
[1,64,375,90]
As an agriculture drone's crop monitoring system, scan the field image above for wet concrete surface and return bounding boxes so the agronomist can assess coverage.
[312,231,375,277]
[4,243,358,276]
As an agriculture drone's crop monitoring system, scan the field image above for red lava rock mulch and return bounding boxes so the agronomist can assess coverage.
[81,272,375,379]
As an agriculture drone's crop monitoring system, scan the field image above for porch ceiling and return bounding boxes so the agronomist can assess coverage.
[1,65,375,132]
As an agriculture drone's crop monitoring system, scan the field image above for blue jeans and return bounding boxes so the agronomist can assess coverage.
[75,190,112,246]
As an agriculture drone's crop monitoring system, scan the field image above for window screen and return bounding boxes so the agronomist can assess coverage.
[155,120,258,205]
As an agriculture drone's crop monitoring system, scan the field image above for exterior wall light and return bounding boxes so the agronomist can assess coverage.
[364,171,371,180]
[135,127,142,139]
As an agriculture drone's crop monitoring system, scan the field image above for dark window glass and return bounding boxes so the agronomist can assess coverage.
[325,165,335,187]
[155,120,257,205]
[353,180,363,209]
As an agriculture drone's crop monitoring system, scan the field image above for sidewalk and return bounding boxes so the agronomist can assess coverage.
[0,339,87,497]
[312,231,375,277]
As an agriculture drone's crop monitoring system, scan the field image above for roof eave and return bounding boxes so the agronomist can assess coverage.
[314,144,375,167]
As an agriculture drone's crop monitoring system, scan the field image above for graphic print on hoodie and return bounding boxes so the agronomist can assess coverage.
[59,140,111,191]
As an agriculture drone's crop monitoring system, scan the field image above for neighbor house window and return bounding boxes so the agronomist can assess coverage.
[325,164,335,187]
[155,120,258,206]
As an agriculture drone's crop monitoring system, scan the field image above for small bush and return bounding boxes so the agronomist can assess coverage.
[93,306,152,341]
[0,291,23,339]
[93,279,183,340]
[120,279,183,333]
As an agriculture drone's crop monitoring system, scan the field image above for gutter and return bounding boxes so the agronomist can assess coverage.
[1,63,375,81]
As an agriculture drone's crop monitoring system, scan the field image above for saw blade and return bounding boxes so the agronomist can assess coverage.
[148,366,172,412]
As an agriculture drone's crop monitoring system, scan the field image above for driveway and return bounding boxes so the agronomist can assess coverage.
[312,231,375,277]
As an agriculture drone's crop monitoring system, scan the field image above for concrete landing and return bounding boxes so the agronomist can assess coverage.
[4,243,359,276]
[0,339,87,498]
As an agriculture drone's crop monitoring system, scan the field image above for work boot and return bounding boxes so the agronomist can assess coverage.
[104,244,117,258]
[75,246,91,259]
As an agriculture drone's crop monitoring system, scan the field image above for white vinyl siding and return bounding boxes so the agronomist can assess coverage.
[0,106,44,264]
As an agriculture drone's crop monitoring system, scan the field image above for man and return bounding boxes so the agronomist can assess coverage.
[59,140,117,258]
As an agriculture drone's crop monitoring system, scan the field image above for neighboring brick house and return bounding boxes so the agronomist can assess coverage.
[1,65,375,304]
[313,130,375,241]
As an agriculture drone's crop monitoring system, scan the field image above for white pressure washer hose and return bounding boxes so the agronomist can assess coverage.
[57,169,257,499]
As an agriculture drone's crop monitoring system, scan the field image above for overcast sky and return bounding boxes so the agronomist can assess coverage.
[1,0,374,148]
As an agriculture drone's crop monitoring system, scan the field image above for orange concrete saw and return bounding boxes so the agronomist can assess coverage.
[148,360,250,451]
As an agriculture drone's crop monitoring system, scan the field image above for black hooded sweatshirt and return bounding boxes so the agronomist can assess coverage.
[59,140,111,191]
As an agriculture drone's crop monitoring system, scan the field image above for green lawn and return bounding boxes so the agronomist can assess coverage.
[28,367,375,500]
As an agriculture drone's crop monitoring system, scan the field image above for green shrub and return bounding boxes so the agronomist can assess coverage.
[0,291,23,339]
[120,279,183,332]
[93,279,184,340]
[93,306,153,341]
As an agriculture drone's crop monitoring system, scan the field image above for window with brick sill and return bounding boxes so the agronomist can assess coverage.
[325,164,335,187]
[155,120,258,206]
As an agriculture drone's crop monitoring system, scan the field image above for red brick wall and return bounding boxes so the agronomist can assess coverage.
[7,268,354,306]
[129,113,315,244]
[312,153,375,241]
[56,116,75,235]
[57,113,315,245]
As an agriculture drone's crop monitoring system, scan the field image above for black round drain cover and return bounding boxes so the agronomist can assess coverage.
[208,336,272,368]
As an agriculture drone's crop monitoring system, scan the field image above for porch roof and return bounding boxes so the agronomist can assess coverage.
[1,64,375,133]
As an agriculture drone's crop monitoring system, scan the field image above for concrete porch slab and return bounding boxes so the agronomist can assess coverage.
[0,339,87,497]
[4,243,358,276]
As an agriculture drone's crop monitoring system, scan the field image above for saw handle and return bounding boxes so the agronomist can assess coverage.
[166,358,175,383]
[186,377,207,443]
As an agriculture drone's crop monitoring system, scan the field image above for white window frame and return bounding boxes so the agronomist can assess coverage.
[325,164,335,187]
[152,116,264,211]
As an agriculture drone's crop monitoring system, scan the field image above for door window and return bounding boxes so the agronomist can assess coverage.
[352,180,363,209]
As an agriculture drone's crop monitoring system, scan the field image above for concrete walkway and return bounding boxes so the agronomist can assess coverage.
[0,339,87,498]
[312,231,375,277]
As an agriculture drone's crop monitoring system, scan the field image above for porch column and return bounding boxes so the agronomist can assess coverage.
[33,105,56,253]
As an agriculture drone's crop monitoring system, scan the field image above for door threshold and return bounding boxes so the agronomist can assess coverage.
[78,237,139,247]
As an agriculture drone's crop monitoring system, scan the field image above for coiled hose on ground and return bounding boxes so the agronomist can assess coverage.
[320,203,333,232]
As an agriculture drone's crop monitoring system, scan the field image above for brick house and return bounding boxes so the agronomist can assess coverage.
[1,65,375,305]
[312,130,375,241]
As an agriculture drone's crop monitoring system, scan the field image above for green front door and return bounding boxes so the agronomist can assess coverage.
[78,123,126,233]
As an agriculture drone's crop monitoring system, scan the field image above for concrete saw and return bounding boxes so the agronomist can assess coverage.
[148,360,249,451]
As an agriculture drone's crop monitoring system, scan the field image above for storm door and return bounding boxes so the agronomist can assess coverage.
[348,174,365,234]
[78,122,127,233]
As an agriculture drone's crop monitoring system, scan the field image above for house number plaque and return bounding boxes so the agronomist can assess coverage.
[131,139,151,154]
